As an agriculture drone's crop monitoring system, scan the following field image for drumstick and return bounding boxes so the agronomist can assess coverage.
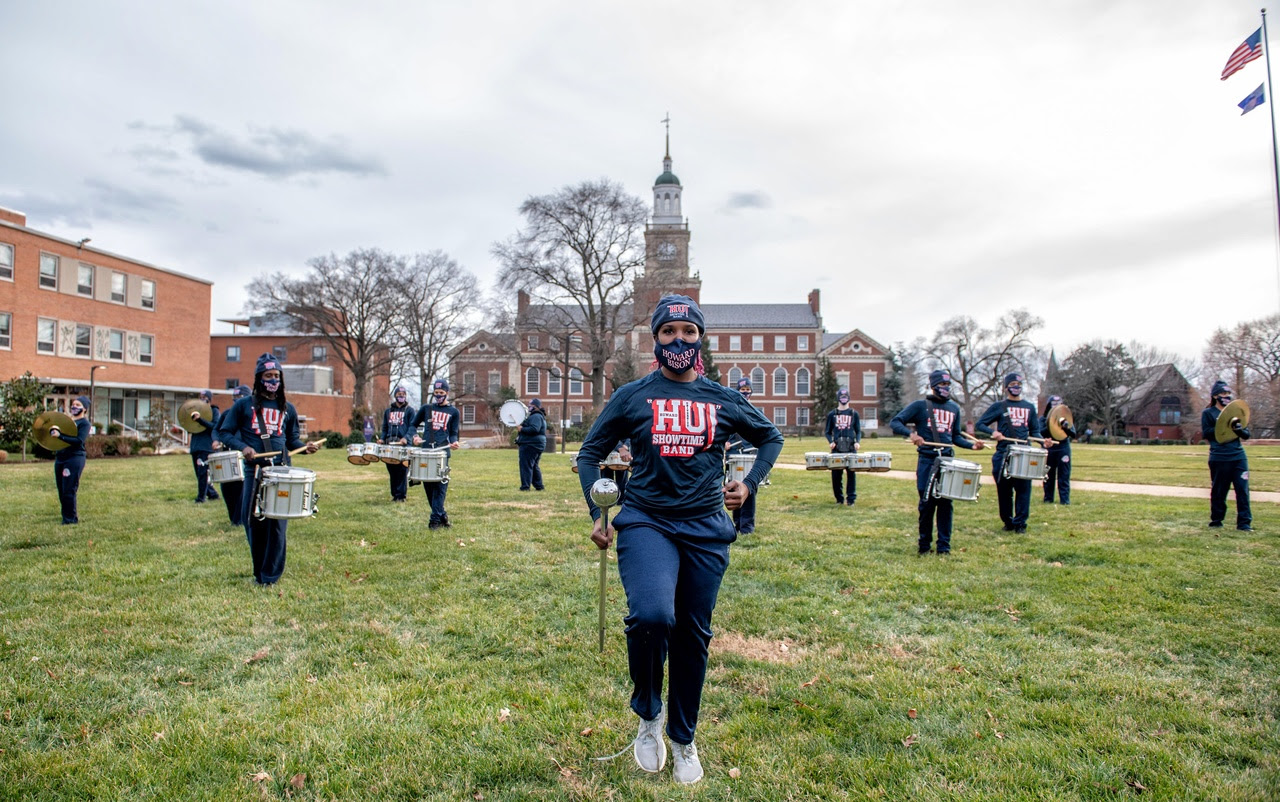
[288,439,326,456]
[251,450,282,459]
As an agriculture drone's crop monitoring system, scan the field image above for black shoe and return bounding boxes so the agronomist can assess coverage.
[519,487,530,491]
[918,547,932,555]
[1042,499,1053,504]
[207,492,220,501]
[835,498,844,505]
[937,549,951,556]
[441,515,452,528]
[194,498,205,504]
[1208,521,1224,529]
[1238,524,1254,531]
[846,500,855,507]
[534,486,544,491]
[1002,523,1014,531]
[1015,525,1027,534]
[428,521,441,530]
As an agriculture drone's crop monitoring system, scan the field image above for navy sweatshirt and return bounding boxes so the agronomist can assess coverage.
[54,418,92,462]
[577,371,784,522]
[414,402,460,448]
[1202,407,1247,462]
[825,407,862,451]
[976,399,1041,451]
[890,398,979,457]
[216,396,305,466]
[516,409,547,448]
[381,402,416,444]
[190,405,220,453]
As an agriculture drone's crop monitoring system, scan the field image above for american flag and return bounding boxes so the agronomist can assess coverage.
[1221,28,1263,81]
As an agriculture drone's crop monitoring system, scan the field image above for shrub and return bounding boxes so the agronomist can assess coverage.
[138,447,155,456]
[346,431,366,446]
[85,435,108,459]
[107,423,123,435]
[318,430,346,450]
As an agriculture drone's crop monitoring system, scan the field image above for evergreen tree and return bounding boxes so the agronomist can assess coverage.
[0,372,52,462]
[813,357,841,420]
[609,347,642,391]
[701,346,721,384]
[880,348,906,421]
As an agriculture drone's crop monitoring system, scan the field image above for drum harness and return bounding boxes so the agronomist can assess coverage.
[924,401,950,500]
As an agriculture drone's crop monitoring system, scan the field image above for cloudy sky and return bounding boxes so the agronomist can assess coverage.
[1,1,1272,365]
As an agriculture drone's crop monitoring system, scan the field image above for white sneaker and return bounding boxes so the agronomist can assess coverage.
[671,740,703,784]
[633,707,666,773]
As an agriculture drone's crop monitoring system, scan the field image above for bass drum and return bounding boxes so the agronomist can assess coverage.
[499,399,528,427]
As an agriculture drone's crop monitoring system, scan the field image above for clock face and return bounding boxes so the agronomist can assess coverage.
[657,242,677,261]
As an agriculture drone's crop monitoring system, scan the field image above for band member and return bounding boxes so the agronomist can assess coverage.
[413,378,461,528]
[516,398,546,491]
[189,389,221,504]
[50,395,92,525]
[578,295,784,785]
[825,387,861,506]
[725,377,758,534]
[1202,380,1252,530]
[890,370,984,555]
[976,373,1042,533]
[381,386,416,502]
[216,354,318,585]
[220,385,251,527]
[1040,394,1074,505]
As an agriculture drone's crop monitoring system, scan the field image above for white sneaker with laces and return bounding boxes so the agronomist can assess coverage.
[672,740,703,784]
[633,707,666,773]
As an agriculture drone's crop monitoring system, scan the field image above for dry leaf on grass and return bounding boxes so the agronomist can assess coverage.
[1126,780,1147,793]
[498,708,511,723]
[800,676,819,688]
[729,767,742,778]
[994,731,1005,739]
[580,727,593,737]
[178,680,193,686]
[153,730,165,741]
[473,792,484,800]
[902,734,919,747]
[290,773,306,789]
[243,647,269,665]
[249,771,271,783]
[907,708,918,719]
[306,675,317,684]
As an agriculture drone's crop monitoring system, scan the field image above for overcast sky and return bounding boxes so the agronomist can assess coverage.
[2,1,1273,368]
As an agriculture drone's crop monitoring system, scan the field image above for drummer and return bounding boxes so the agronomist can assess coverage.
[413,378,461,529]
[825,387,861,507]
[890,370,984,555]
[1202,381,1251,531]
[219,385,251,528]
[380,386,416,503]
[516,398,547,491]
[216,354,318,585]
[976,373,1042,534]
[188,389,221,505]
[725,377,758,534]
[1040,394,1074,505]
[49,395,92,525]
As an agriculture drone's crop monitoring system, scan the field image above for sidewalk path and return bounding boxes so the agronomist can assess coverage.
[771,463,1280,503]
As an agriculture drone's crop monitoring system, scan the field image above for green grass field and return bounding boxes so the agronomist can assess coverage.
[1,444,1277,800]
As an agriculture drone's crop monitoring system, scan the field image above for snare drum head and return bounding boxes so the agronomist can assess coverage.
[499,399,528,426]
[942,458,978,471]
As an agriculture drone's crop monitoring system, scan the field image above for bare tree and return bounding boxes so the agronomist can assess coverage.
[492,179,648,409]
[923,309,1044,422]
[392,251,479,392]
[244,248,400,410]
[1128,340,1200,385]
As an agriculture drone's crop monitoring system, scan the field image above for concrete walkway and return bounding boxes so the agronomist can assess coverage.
[771,462,1280,503]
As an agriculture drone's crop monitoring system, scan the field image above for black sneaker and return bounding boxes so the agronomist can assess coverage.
[834,498,844,505]
[519,487,530,491]
[846,500,855,507]
[1015,525,1027,534]
[428,521,441,530]
[937,549,951,556]
[1002,523,1014,531]
[1238,524,1254,531]
[207,492,220,501]
[441,515,452,528]
[1208,521,1224,529]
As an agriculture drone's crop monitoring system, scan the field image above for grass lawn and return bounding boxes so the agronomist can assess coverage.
[1,444,1277,800]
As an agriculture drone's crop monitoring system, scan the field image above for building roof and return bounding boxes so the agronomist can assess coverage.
[0,216,213,286]
[822,332,843,350]
[1118,363,1188,418]
[655,170,681,186]
[701,304,819,329]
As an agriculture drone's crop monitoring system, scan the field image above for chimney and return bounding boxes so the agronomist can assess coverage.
[0,207,27,227]
[517,289,529,317]
[808,289,820,316]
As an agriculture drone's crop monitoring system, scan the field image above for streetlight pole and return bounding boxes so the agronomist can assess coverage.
[89,364,107,432]
[560,331,570,453]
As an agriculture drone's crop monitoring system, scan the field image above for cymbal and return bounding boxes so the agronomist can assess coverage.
[1047,404,1074,441]
[32,410,76,451]
[178,398,213,434]
[1215,399,1251,443]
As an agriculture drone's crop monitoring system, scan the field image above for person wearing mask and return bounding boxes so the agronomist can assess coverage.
[825,387,862,506]
[1040,394,1075,505]
[50,395,92,525]
[380,386,416,503]
[976,373,1042,534]
[516,398,547,491]
[188,389,221,504]
[724,377,760,534]
[578,295,784,785]
[1202,380,1252,531]
[413,379,461,528]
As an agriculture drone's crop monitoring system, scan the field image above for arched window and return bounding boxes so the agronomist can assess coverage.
[750,367,765,395]
[796,367,811,396]
[728,367,742,388]
[525,367,539,395]
[773,367,788,396]
[569,367,584,395]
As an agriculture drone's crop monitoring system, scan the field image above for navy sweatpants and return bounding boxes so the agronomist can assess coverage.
[54,456,85,524]
[613,506,732,746]
[1043,448,1071,504]
[518,444,544,490]
[1209,458,1251,528]
[424,455,449,523]
[915,456,953,552]
[191,451,218,501]
[831,466,856,503]
[222,479,244,527]
[385,462,409,500]
[992,449,1031,528]
[242,467,288,584]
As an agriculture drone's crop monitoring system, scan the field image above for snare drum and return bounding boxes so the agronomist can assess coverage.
[1002,444,1049,481]
[208,450,245,483]
[255,466,317,519]
[726,453,756,485]
[863,451,892,472]
[408,448,450,483]
[827,452,854,470]
[360,443,381,464]
[568,451,580,473]
[346,444,366,465]
[379,444,409,465]
[932,458,981,502]
[603,450,630,471]
[804,452,831,470]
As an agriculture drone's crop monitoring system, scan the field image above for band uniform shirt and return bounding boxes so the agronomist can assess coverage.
[190,405,220,452]
[825,407,862,452]
[413,403,460,449]
[54,418,92,461]
[216,396,305,466]
[577,371,784,523]
[382,403,416,444]
[976,399,1041,451]
[890,399,978,457]
[516,409,547,447]
[1202,407,1247,462]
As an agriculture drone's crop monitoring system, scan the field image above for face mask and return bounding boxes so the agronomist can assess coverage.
[263,379,280,393]
[70,405,84,416]
[932,383,951,400]
[1217,394,1232,405]
[838,396,850,405]
[1007,384,1022,398]
[395,395,407,405]
[434,394,448,405]
[654,338,701,374]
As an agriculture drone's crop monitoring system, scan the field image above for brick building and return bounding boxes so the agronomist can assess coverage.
[0,206,212,433]
[449,140,889,437]
[1120,363,1197,441]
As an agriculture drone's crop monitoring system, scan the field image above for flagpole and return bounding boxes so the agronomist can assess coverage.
[1263,8,1280,311]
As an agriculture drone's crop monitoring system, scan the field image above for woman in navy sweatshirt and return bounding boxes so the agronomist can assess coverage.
[50,395,92,524]
[577,295,783,785]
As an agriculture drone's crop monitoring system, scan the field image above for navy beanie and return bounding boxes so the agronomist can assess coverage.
[255,353,282,376]
[1047,395,1062,408]
[394,385,407,398]
[198,389,212,402]
[650,294,705,335]
[234,385,252,399]
[530,398,542,409]
[736,377,751,391]
[73,395,90,411]
[837,386,850,400]
[1004,372,1023,388]
[928,369,951,388]
[432,378,449,393]
[1211,380,1231,398]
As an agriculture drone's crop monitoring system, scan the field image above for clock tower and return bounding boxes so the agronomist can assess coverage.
[634,119,701,316]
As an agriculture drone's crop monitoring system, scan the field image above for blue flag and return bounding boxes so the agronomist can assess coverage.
[1239,83,1266,115]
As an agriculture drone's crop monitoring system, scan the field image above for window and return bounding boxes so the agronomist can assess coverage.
[729,335,741,352]
[0,312,10,349]
[74,324,91,357]
[864,407,879,426]
[272,346,287,361]
[463,371,477,395]
[547,368,562,395]
[837,371,850,390]
[797,407,811,427]
[569,367,584,395]
[773,407,787,426]
[707,335,719,351]
[570,334,583,348]
[226,345,241,362]
[37,318,55,353]
[798,335,809,352]
[750,367,765,395]
[571,406,584,424]
[1159,396,1181,424]
[109,272,126,303]
[774,335,786,351]
[39,254,59,289]
[312,345,327,362]
[225,378,239,390]
[488,370,501,395]
[527,334,539,350]
[139,335,153,365]
[77,264,94,296]
[525,367,540,394]
[108,330,124,361]
[140,279,156,309]
[773,367,788,395]
[0,243,12,280]
[796,367,811,396]
[752,335,764,351]
[728,367,742,388]
[863,371,877,397]
[462,405,476,425]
